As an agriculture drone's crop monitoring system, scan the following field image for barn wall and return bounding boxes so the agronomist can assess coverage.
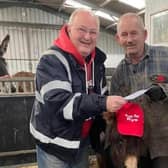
[0,95,35,166]
[0,5,67,75]
[0,3,124,76]
[98,30,124,68]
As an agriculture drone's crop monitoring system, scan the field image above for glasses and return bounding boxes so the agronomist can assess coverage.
[74,26,98,38]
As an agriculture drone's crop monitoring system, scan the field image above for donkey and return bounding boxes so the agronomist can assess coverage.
[0,34,16,93]
[102,102,146,168]
[0,34,10,77]
[0,34,35,93]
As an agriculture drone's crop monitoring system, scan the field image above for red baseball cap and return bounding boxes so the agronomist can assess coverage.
[116,102,144,137]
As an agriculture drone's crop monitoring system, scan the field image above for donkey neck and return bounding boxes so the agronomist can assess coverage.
[0,57,9,76]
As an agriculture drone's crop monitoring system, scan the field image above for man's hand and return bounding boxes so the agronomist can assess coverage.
[145,84,166,101]
[106,96,126,112]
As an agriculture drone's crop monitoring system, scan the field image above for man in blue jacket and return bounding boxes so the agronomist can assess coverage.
[30,8,126,168]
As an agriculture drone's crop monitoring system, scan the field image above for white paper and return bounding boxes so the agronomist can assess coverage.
[124,88,150,100]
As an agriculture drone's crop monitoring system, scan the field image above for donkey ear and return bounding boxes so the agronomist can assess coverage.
[0,34,10,57]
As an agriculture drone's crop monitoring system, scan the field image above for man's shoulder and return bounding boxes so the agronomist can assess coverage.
[39,46,70,67]
[117,58,127,68]
[95,47,107,63]
[41,46,67,58]
[112,59,127,76]
[95,47,106,57]
[147,44,168,62]
[149,44,168,53]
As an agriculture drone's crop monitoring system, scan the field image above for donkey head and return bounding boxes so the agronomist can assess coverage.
[104,112,144,168]
[0,34,10,57]
[0,34,10,76]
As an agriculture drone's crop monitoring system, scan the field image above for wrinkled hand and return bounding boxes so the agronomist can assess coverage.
[106,96,126,113]
[145,84,166,101]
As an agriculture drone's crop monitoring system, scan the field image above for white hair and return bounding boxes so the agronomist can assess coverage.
[68,8,100,29]
[117,12,145,32]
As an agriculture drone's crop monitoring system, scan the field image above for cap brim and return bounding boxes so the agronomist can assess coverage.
[117,123,144,137]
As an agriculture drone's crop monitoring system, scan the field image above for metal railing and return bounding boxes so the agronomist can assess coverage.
[0,76,112,96]
[0,77,35,95]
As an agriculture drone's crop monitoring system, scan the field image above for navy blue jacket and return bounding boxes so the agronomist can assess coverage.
[30,46,108,163]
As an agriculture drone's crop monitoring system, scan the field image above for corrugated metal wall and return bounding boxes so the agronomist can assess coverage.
[0,5,123,75]
[0,6,66,25]
[98,30,124,67]
[0,6,66,75]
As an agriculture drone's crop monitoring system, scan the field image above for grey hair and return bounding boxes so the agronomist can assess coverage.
[117,12,145,32]
[68,8,100,29]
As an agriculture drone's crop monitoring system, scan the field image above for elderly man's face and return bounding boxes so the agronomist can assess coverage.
[67,12,99,58]
[116,17,147,59]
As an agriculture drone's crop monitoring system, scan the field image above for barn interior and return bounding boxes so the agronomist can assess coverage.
[0,0,168,167]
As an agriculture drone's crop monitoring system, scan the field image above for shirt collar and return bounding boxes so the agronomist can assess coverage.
[125,43,150,64]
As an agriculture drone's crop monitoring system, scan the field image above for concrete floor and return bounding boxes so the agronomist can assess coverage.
[1,155,99,168]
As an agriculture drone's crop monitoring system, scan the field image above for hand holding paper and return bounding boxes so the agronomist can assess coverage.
[145,84,166,101]
[124,84,166,101]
